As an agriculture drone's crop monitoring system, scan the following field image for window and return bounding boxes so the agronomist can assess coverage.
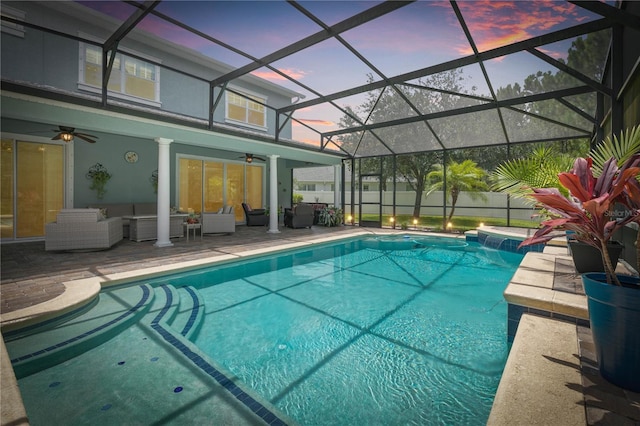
[79,43,160,106]
[226,89,266,129]
[299,183,316,191]
[1,5,25,38]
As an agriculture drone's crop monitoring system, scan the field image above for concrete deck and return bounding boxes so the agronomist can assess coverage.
[2,225,639,425]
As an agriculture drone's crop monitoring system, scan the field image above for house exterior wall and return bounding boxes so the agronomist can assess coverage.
[1,1,295,139]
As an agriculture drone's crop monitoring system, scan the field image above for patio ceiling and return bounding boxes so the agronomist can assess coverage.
[5,0,639,159]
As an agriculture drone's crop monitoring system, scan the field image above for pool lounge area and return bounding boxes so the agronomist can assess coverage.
[2,225,639,425]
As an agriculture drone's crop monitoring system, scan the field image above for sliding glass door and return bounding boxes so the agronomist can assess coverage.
[178,157,264,223]
[1,138,65,239]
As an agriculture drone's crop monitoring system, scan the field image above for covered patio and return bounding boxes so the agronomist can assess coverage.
[2,1,640,425]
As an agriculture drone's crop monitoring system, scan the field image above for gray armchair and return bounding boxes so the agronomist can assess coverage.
[284,203,314,228]
[242,203,268,226]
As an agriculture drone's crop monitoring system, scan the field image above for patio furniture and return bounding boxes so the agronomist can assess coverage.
[45,209,123,251]
[123,214,187,242]
[284,203,315,228]
[241,203,268,226]
[89,202,157,238]
[201,206,236,234]
[184,222,202,242]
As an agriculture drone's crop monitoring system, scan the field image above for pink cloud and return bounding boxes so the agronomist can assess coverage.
[251,68,309,82]
[293,119,335,127]
[457,1,585,54]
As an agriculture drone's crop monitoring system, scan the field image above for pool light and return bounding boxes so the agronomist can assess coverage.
[446,222,453,230]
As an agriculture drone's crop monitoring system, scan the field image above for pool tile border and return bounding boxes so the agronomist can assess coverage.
[152,285,288,426]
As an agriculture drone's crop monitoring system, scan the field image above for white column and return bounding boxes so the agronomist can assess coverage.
[334,164,341,208]
[154,137,173,247]
[267,154,280,234]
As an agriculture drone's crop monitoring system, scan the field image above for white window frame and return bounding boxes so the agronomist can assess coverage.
[78,38,161,108]
[224,86,268,131]
[1,5,25,38]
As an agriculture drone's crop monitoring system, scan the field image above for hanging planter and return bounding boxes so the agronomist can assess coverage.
[86,163,112,199]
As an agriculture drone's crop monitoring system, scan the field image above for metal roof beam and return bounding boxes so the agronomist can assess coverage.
[103,1,160,53]
[527,48,612,96]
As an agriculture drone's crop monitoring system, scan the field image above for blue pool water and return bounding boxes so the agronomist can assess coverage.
[9,235,523,425]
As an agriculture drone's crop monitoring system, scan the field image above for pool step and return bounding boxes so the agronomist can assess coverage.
[7,284,154,378]
[168,286,205,340]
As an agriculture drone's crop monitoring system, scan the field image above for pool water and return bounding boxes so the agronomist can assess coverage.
[155,236,523,425]
[8,236,523,425]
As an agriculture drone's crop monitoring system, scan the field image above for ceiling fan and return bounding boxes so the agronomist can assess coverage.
[52,126,98,144]
[239,153,265,163]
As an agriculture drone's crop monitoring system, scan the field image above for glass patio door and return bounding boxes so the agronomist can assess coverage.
[178,157,264,223]
[1,139,65,239]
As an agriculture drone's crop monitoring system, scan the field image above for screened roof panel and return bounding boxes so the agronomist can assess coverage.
[500,107,590,143]
[457,1,604,54]
[509,99,594,132]
[430,110,506,149]
[490,51,585,101]
[136,13,253,69]
[564,93,598,117]
[536,29,611,82]
[5,0,634,160]
[269,37,383,100]
[356,131,394,157]
[339,1,469,79]
[373,121,442,155]
[154,1,321,59]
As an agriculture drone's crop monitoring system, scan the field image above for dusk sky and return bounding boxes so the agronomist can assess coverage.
[79,1,605,146]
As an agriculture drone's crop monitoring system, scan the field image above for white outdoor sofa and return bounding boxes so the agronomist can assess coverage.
[201,206,236,234]
[45,209,123,251]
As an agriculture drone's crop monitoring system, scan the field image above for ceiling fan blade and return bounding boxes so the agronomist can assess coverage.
[74,132,98,139]
[255,156,266,161]
[52,134,62,140]
[75,134,96,143]
[59,126,75,133]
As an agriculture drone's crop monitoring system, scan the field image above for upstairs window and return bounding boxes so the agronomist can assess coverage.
[226,90,266,129]
[79,43,160,107]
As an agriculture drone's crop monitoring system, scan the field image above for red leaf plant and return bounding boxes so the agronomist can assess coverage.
[519,155,640,285]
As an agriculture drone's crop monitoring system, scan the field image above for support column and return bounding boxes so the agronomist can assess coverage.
[154,137,173,247]
[333,164,341,208]
[267,154,280,234]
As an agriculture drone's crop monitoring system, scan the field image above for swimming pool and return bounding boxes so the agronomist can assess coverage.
[7,235,523,425]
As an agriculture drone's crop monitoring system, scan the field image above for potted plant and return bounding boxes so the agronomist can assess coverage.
[519,154,640,391]
[318,205,343,227]
[86,163,112,199]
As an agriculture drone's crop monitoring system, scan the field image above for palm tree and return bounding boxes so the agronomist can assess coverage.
[426,159,489,228]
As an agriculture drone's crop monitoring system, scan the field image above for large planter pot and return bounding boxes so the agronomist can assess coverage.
[582,272,640,392]
[569,240,623,273]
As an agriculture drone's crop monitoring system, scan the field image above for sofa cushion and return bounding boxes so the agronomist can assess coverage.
[90,203,134,218]
[134,203,157,215]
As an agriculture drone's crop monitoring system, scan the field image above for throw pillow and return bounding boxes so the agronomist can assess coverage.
[245,203,252,211]
[217,207,224,214]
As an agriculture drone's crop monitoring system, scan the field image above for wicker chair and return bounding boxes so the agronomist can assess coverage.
[241,203,268,226]
[284,203,315,228]
[45,209,123,251]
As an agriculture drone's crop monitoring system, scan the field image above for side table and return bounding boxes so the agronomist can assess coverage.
[184,222,202,242]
